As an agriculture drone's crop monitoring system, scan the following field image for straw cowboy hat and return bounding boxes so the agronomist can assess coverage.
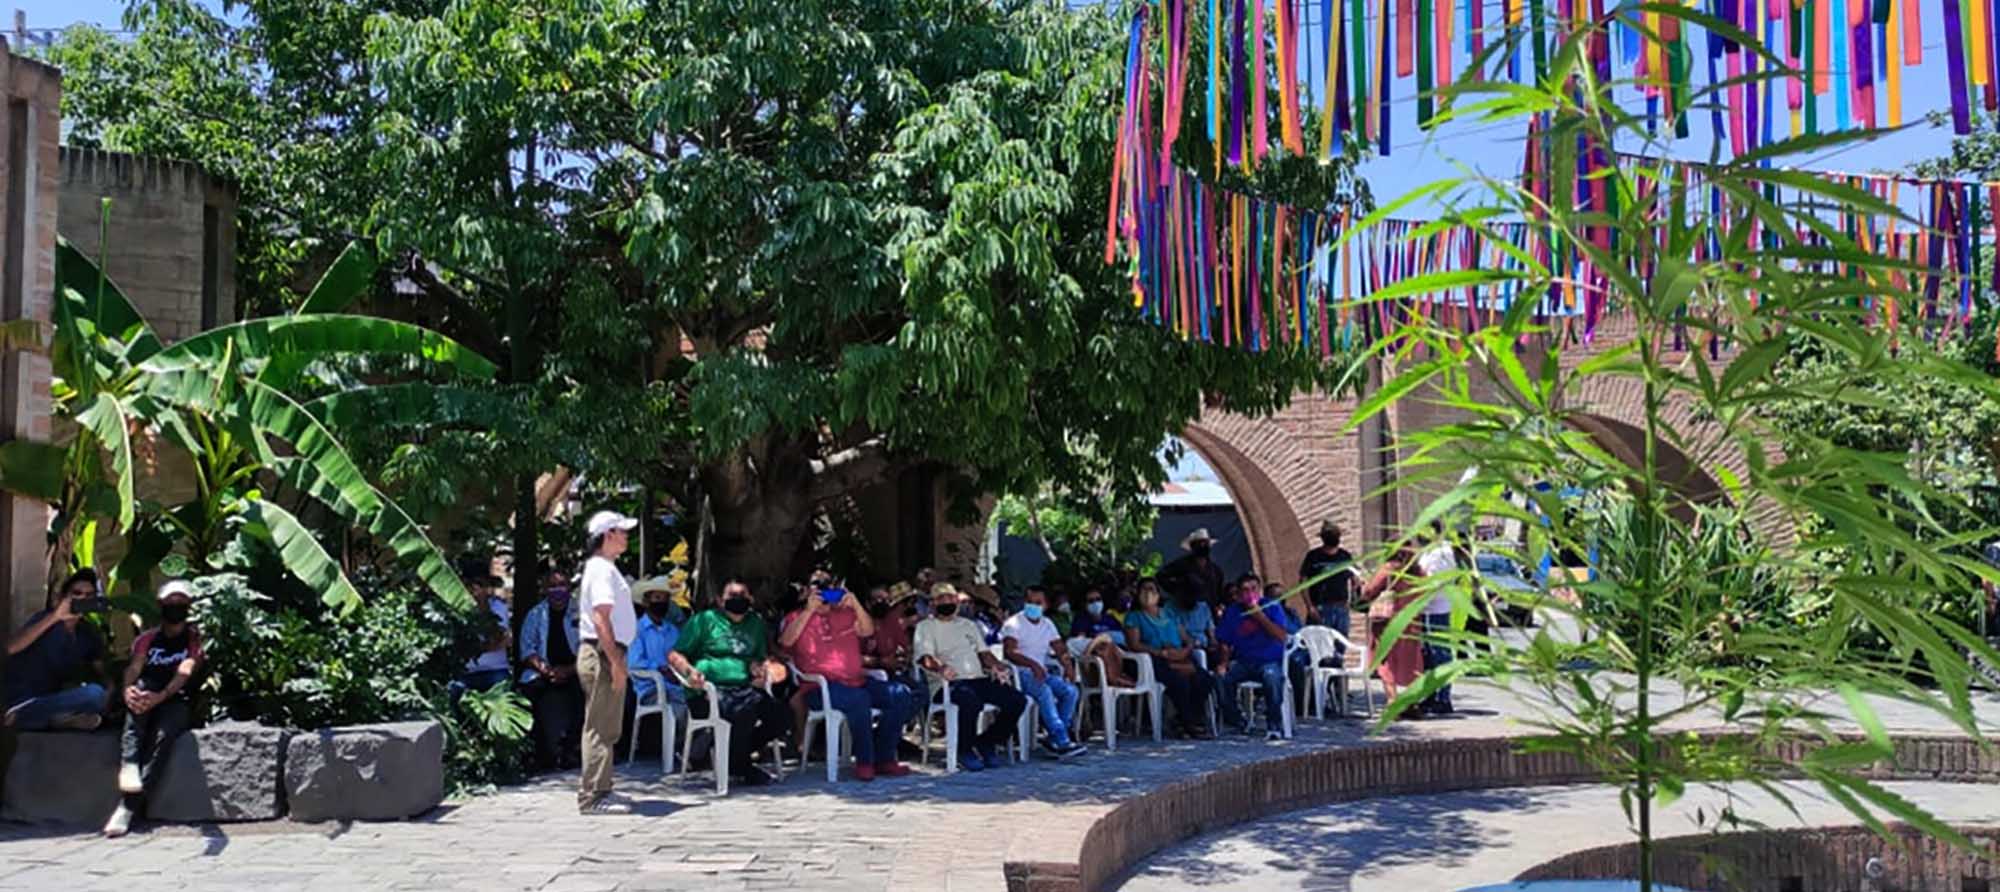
[1179,528,1214,551]
[631,572,691,607]
[886,582,919,605]
[965,584,1001,607]
[929,582,962,601]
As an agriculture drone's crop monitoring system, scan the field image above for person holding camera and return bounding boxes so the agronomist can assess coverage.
[779,575,912,781]
[102,580,204,838]
[3,569,110,731]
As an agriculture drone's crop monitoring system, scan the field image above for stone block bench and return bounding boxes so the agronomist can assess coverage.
[2,719,442,827]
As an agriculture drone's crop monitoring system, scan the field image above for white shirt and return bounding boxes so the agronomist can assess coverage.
[1416,544,1458,615]
[464,597,511,672]
[1000,612,1063,669]
[578,556,637,645]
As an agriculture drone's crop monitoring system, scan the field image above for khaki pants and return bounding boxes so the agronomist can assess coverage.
[577,641,624,805]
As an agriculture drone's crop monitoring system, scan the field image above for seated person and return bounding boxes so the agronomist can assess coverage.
[1165,587,1218,660]
[780,577,913,781]
[104,581,204,838]
[999,586,1087,759]
[1124,578,1217,739]
[913,584,1028,772]
[860,585,914,678]
[1065,586,1135,688]
[3,569,108,731]
[520,568,585,771]
[1216,573,1301,740]
[456,570,511,695]
[627,575,689,753]
[667,578,791,786]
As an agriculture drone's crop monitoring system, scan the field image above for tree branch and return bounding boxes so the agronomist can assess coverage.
[399,257,508,362]
[807,438,895,504]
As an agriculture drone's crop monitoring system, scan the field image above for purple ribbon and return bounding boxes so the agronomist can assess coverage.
[1944,0,1972,133]
[1229,0,1247,165]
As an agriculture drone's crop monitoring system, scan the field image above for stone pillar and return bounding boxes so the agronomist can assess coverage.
[0,41,60,633]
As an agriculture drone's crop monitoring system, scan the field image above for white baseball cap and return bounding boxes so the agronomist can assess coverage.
[157,580,196,601]
[586,510,639,537]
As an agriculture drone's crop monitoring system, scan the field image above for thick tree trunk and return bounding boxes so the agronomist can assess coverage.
[699,437,818,606]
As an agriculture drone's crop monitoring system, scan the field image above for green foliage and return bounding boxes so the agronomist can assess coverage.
[194,573,472,728]
[0,229,490,611]
[992,487,1160,593]
[49,0,1369,594]
[443,683,534,794]
[1352,11,2000,888]
[194,571,530,793]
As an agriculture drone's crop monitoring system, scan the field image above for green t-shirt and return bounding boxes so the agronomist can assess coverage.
[670,609,769,689]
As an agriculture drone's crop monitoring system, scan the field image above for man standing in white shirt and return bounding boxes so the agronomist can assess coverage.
[577,510,639,814]
[1413,525,1461,716]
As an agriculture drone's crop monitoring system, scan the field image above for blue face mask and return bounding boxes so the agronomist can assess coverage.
[1086,602,1104,617]
[1022,603,1044,621]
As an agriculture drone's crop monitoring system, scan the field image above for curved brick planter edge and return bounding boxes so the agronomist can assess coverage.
[1001,733,2000,892]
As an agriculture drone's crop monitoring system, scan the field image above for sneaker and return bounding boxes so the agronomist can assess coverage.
[50,713,101,732]
[957,751,985,772]
[734,765,775,787]
[117,762,143,795]
[1056,741,1087,760]
[1265,730,1284,742]
[580,795,632,815]
[873,762,912,778]
[1187,724,1217,741]
[853,763,876,782]
[102,803,133,838]
[1038,740,1068,760]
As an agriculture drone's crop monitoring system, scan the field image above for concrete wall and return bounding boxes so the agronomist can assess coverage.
[0,41,60,633]
[56,147,237,344]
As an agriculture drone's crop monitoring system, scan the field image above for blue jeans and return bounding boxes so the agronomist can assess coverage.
[1419,613,1455,713]
[824,678,913,766]
[1015,669,1078,747]
[6,684,106,730]
[1217,660,1286,731]
[1320,604,1352,655]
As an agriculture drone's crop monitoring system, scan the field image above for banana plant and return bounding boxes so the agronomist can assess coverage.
[0,212,495,613]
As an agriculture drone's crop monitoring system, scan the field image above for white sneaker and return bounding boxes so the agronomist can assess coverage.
[118,762,143,794]
[102,803,133,838]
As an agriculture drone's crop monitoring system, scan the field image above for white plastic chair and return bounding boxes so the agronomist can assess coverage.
[990,644,1077,759]
[628,668,680,772]
[795,667,884,783]
[1232,638,1302,738]
[1081,649,1163,751]
[1311,627,1376,718]
[918,661,1031,771]
[667,666,786,795]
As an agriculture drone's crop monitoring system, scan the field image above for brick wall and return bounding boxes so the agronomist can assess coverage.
[56,147,237,344]
[0,41,60,633]
[1520,824,2000,891]
[1003,733,2000,892]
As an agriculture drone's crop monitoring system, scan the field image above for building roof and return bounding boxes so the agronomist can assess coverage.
[1149,480,1233,508]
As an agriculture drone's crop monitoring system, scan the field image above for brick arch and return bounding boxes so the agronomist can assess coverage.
[1180,411,1331,580]
[1558,373,1789,537]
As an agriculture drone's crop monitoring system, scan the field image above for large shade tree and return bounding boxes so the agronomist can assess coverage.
[52,0,1366,596]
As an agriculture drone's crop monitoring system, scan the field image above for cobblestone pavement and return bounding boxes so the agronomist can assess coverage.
[4,681,1996,892]
[1114,780,2000,892]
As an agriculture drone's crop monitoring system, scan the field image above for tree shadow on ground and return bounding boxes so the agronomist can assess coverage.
[1109,786,1562,892]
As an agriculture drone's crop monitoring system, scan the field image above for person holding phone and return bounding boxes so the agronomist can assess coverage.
[3,569,109,732]
[1215,572,1300,740]
[780,575,912,781]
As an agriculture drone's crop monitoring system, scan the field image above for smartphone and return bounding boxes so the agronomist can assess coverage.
[70,596,110,614]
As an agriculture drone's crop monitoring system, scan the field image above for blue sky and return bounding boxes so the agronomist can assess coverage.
[18,0,1971,207]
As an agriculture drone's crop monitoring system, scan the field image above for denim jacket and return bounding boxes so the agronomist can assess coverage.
[518,597,581,684]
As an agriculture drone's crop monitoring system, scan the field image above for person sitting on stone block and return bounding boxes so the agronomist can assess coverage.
[104,580,204,838]
[3,568,110,732]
